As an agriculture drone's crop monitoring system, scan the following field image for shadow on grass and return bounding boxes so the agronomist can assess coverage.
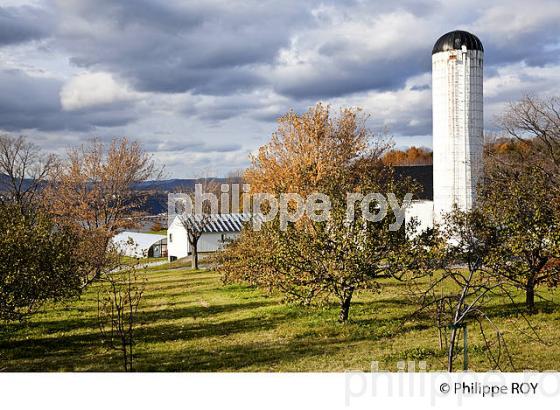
[0,297,425,372]
[3,300,278,338]
[136,309,300,344]
[140,337,350,371]
[0,328,109,371]
[137,311,437,372]
[482,300,558,319]
[0,303,300,371]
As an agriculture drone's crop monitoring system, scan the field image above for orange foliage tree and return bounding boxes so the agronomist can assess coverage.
[382,146,432,166]
[219,104,420,321]
[45,138,161,285]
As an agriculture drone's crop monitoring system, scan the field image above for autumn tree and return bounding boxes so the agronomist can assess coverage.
[219,104,419,321]
[46,138,160,284]
[479,95,560,312]
[480,164,560,312]
[150,221,163,232]
[0,204,84,323]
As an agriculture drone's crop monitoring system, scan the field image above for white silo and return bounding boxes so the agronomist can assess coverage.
[432,30,483,219]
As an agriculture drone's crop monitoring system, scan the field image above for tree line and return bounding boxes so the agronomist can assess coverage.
[382,146,433,166]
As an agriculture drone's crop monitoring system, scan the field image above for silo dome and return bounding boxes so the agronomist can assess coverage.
[432,30,483,55]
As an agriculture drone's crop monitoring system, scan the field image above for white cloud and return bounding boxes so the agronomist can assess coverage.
[485,62,560,100]
[265,8,433,97]
[473,0,560,41]
[483,62,560,128]
[60,72,139,111]
[326,73,432,138]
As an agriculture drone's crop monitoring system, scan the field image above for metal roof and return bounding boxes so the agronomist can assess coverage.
[432,30,483,55]
[176,213,256,233]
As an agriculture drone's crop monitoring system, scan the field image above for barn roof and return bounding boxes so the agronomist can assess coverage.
[176,213,255,233]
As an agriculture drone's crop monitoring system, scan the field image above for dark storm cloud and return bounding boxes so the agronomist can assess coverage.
[86,0,206,30]
[183,96,266,122]
[389,116,432,137]
[483,29,560,68]
[0,5,54,46]
[131,66,264,95]
[274,54,429,99]
[0,69,137,132]
[57,0,311,95]
[51,0,560,103]
[273,21,560,100]
[54,0,441,99]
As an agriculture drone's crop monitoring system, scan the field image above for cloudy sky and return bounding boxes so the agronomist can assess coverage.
[1,0,560,177]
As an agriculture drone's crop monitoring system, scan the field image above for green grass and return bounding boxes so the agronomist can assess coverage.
[146,229,167,235]
[121,256,168,266]
[1,265,560,372]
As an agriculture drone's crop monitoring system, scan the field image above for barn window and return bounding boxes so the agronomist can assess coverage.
[169,233,173,243]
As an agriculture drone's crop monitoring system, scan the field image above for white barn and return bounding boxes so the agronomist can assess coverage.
[111,231,167,258]
[167,213,251,261]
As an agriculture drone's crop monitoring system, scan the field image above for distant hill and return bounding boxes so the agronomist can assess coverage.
[134,177,243,214]
[0,173,35,194]
[133,177,240,192]
[0,175,240,215]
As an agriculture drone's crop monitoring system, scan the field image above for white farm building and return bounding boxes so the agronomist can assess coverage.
[167,213,251,262]
[111,231,167,259]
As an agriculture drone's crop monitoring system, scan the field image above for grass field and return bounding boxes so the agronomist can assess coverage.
[1,263,560,372]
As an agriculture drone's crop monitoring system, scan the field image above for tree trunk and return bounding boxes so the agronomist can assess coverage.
[191,245,199,270]
[339,288,354,322]
[447,326,458,372]
[526,277,536,313]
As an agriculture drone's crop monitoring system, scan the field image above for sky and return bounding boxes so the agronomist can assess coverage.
[1,0,560,178]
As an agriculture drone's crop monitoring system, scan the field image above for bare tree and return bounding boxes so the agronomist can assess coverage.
[0,135,54,213]
[500,95,560,187]
[407,208,522,371]
[97,256,147,372]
